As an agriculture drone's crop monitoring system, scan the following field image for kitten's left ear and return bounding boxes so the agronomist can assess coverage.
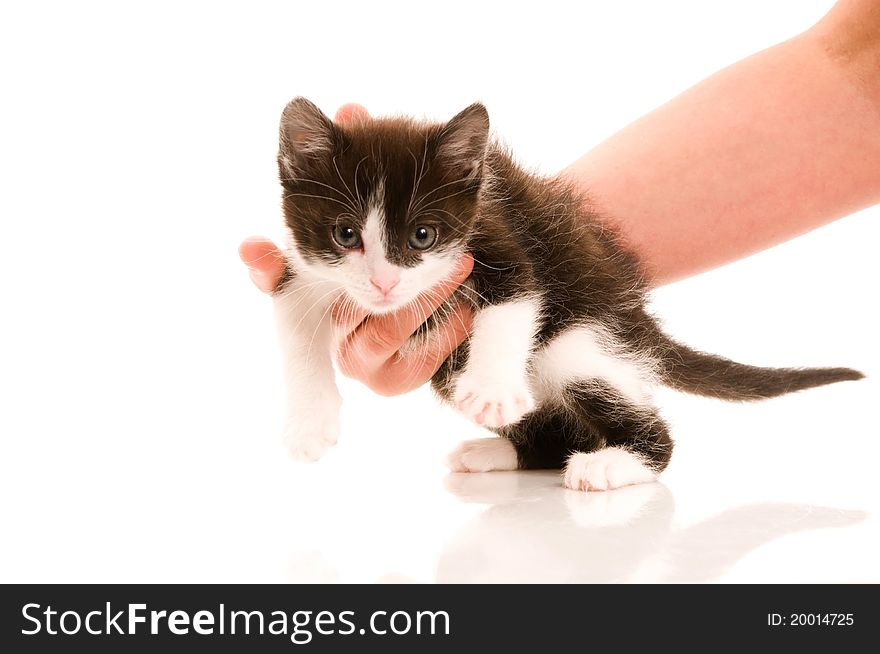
[435,103,490,180]
[278,97,337,178]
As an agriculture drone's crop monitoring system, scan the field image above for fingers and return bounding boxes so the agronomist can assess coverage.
[375,302,475,395]
[239,237,287,293]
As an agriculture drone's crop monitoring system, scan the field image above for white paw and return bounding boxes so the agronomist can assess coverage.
[445,437,519,472]
[563,447,657,492]
[453,375,535,428]
[283,411,340,462]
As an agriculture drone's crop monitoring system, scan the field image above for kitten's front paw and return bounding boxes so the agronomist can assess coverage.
[283,413,340,462]
[453,375,535,428]
[563,447,657,492]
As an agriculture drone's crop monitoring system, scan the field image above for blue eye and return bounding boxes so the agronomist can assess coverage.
[408,225,438,250]
[332,224,361,249]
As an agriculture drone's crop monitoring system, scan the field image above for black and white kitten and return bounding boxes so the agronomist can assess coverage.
[273,97,862,492]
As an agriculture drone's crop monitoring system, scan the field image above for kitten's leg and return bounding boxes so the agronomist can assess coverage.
[452,297,540,428]
[502,407,596,470]
[561,382,673,492]
[500,382,672,491]
[274,274,342,462]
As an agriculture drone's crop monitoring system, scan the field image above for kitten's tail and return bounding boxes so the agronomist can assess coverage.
[646,328,864,401]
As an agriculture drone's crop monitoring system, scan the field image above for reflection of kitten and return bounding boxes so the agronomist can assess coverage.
[273,97,863,491]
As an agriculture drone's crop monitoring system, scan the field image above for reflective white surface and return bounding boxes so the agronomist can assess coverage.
[1,354,876,583]
[1,0,877,584]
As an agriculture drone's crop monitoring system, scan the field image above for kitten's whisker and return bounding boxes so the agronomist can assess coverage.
[304,296,340,366]
[406,145,432,219]
[331,155,362,214]
[281,176,362,216]
[331,294,361,335]
[273,278,335,302]
[283,192,361,214]
[400,294,438,390]
[280,176,347,198]
[471,256,513,273]
[414,186,478,214]
[411,174,473,210]
[285,287,344,339]
[452,283,492,307]
[407,150,421,218]
[353,155,369,205]
[412,207,459,222]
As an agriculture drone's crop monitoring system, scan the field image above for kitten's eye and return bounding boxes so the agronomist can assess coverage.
[332,224,362,249]
[408,225,438,251]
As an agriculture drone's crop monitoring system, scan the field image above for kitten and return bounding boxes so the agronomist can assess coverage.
[272,97,863,491]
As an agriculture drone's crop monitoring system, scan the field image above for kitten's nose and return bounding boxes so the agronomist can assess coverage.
[370,274,399,295]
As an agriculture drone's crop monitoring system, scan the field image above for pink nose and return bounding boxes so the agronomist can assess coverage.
[370,275,399,295]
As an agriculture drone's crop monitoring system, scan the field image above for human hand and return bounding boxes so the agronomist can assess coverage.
[239,103,475,395]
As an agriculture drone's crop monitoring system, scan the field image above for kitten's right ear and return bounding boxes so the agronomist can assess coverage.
[279,97,336,178]
[435,103,490,180]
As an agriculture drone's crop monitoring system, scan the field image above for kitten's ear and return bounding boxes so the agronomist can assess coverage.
[435,103,490,179]
[278,97,337,178]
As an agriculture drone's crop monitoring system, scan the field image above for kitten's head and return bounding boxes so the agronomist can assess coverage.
[278,97,489,314]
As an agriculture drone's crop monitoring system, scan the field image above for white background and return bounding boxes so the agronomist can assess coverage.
[1,0,877,583]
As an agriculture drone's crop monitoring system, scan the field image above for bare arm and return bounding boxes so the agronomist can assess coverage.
[565,0,880,285]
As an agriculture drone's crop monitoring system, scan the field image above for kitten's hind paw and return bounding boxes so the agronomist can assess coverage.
[453,376,535,428]
[283,415,340,462]
[563,447,657,492]
[445,437,519,472]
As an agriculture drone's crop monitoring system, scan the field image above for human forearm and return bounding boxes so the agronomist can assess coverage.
[565,2,880,285]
